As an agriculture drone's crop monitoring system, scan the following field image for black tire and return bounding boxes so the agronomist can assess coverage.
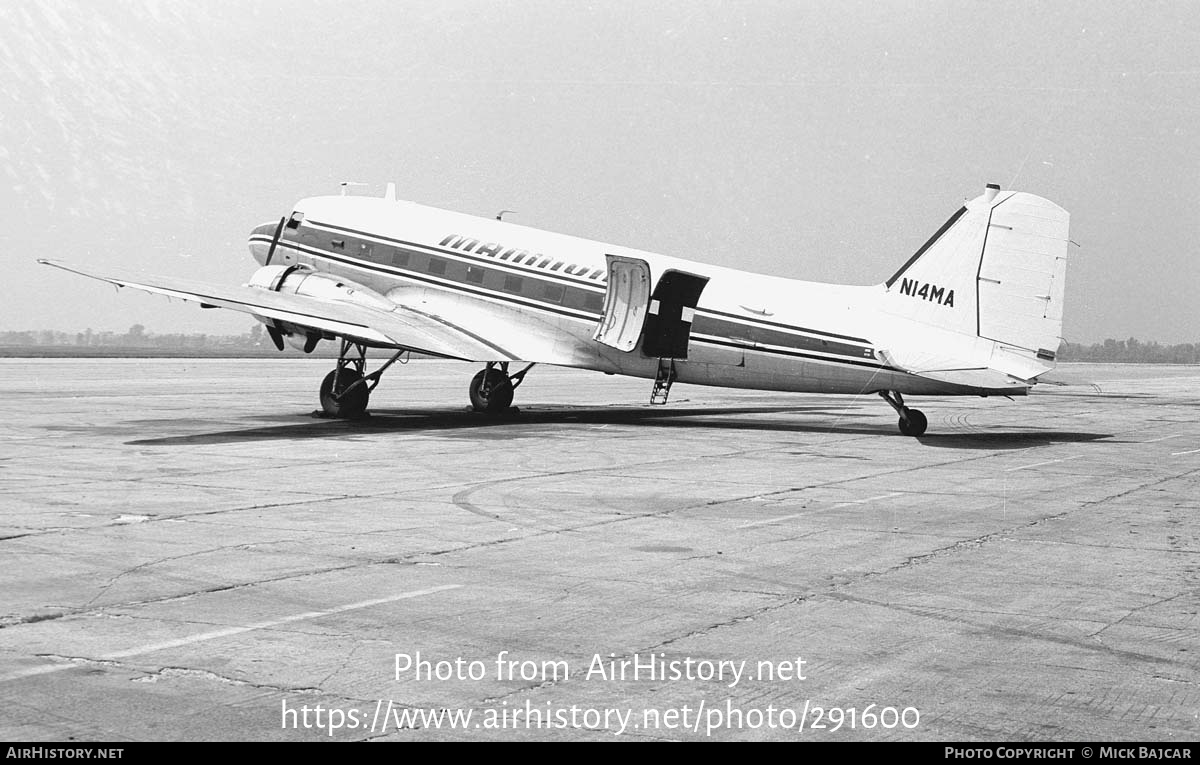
[320,368,369,418]
[898,408,928,437]
[469,368,513,413]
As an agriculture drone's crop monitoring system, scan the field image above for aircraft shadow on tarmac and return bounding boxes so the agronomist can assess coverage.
[122,405,1113,450]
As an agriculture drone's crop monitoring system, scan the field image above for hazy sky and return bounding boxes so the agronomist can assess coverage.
[3,0,1198,343]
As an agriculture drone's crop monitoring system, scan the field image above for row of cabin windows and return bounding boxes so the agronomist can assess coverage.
[318,231,604,284]
[446,236,606,281]
[332,237,603,312]
[300,222,605,281]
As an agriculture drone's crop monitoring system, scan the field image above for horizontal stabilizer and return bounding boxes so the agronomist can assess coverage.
[879,341,1052,392]
[903,368,1029,390]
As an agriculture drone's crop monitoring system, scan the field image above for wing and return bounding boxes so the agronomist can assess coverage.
[38,260,521,361]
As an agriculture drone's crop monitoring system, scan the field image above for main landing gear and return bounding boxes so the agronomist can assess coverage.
[317,345,536,419]
[879,391,928,437]
[469,361,535,414]
[318,339,409,418]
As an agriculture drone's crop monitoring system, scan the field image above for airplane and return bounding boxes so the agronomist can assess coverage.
[39,182,1070,437]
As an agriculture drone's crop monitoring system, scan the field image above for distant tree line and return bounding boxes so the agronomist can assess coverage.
[1058,338,1200,364]
[0,324,269,349]
[0,323,348,357]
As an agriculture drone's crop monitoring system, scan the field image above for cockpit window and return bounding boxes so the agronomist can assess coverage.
[285,212,304,230]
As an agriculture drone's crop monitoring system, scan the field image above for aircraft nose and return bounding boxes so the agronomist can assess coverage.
[248,220,281,266]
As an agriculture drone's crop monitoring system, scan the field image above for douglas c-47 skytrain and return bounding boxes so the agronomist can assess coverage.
[40,182,1070,436]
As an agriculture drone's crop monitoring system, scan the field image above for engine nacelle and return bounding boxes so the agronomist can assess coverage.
[246,265,395,312]
[247,266,395,353]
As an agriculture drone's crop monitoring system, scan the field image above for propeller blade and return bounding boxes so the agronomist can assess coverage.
[264,216,286,265]
[266,322,285,351]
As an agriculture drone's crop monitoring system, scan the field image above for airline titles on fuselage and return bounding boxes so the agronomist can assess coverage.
[438,234,606,281]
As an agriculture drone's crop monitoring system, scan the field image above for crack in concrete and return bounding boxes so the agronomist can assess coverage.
[0,611,65,629]
[840,466,1200,585]
[1090,591,1192,639]
[824,592,1194,669]
[0,533,38,542]
[80,538,306,609]
[476,595,807,708]
[1078,466,1200,508]
[31,653,377,703]
[316,641,362,689]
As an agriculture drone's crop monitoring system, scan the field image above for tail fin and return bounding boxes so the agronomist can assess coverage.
[882,185,1069,371]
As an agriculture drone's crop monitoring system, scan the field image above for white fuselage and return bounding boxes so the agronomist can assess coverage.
[248,195,1001,398]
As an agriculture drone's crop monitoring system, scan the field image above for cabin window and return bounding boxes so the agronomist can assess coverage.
[466,266,485,284]
[285,212,304,230]
[503,275,523,293]
[391,251,409,267]
[359,243,373,260]
[583,293,604,312]
[543,283,565,303]
[428,257,447,275]
[331,239,345,250]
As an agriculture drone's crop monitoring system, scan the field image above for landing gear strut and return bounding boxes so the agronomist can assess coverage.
[470,361,535,413]
[879,391,928,437]
[319,339,408,418]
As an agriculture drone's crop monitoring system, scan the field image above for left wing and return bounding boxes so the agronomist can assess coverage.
[38,260,524,361]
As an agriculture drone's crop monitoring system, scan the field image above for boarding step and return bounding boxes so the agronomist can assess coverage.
[650,359,676,405]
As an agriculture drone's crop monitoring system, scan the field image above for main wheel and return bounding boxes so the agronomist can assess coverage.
[898,407,928,437]
[320,368,369,418]
[469,368,513,413]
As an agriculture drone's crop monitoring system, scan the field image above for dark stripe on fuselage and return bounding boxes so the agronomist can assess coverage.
[254,232,876,358]
[252,230,890,371]
[698,308,871,344]
[690,316,875,359]
[296,218,873,347]
[695,336,894,371]
[307,218,603,291]
[255,236,602,320]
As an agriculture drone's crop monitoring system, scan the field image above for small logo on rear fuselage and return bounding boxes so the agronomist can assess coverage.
[900,277,955,307]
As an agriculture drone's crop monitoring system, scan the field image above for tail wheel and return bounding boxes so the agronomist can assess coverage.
[469,368,514,413]
[320,368,369,418]
[898,408,928,437]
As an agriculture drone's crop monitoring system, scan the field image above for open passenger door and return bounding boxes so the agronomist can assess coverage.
[592,255,652,352]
